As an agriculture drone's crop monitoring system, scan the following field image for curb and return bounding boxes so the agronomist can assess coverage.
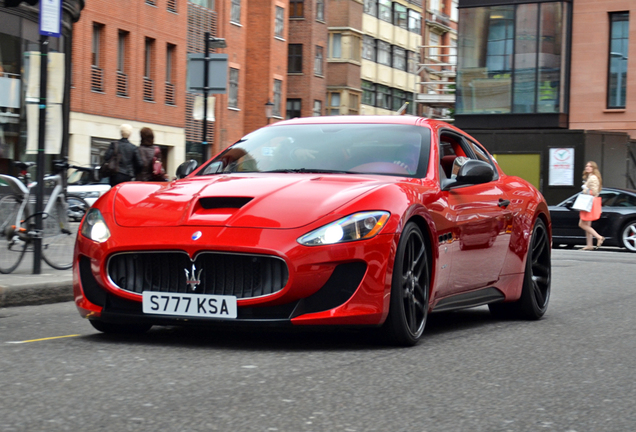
[0,280,74,308]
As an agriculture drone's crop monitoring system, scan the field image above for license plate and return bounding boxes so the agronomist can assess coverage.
[142,292,237,319]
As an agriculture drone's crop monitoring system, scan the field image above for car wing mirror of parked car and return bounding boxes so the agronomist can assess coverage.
[442,160,495,191]
[176,160,199,179]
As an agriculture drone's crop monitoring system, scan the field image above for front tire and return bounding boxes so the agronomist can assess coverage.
[384,222,429,346]
[489,218,551,319]
[620,220,636,252]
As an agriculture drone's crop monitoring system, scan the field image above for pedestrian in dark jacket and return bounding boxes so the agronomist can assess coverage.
[103,124,142,186]
[136,127,167,181]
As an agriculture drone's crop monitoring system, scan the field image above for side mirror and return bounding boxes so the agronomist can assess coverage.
[456,160,495,185]
[176,160,198,179]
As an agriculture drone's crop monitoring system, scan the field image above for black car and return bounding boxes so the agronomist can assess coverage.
[549,187,636,252]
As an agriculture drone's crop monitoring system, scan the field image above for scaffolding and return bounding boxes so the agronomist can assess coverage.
[416,45,456,122]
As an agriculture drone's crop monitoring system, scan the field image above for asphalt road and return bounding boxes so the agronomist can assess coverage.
[1,248,635,432]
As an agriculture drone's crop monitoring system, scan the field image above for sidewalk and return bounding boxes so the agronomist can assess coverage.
[0,255,73,308]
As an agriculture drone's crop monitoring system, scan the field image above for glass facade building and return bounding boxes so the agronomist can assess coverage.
[456,2,568,116]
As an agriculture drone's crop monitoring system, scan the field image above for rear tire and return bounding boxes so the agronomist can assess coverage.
[620,220,636,252]
[0,195,27,274]
[89,320,152,334]
[383,222,429,346]
[489,218,551,319]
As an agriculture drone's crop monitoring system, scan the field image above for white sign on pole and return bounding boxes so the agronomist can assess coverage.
[40,0,62,38]
[193,96,216,121]
[549,148,575,186]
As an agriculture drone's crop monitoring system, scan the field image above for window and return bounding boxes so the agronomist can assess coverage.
[349,93,359,115]
[407,51,419,74]
[313,100,322,116]
[288,44,303,73]
[167,0,177,13]
[286,99,301,119]
[273,79,282,117]
[166,44,176,105]
[392,88,406,111]
[364,0,377,17]
[429,32,440,61]
[330,33,342,58]
[408,10,421,34]
[92,24,102,67]
[166,44,175,83]
[316,0,324,21]
[92,24,104,92]
[144,39,154,78]
[608,12,629,109]
[190,0,214,8]
[315,46,324,75]
[275,6,285,38]
[393,4,407,29]
[144,38,155,101]
[231,0,241,23]
[327,92,340,115]
[117,31,126,72]
[451,0,459,22]
[362,80,376,106]
[378,0,391,23]
[449,38,457,65]
[290,0,303,18]
[117,31,128,96]
[363,36,376,61]
[228,68,239,108]
[376,84,391,109]
[430,0,439,12]
[377,40,391,66]
[393,46,406,71]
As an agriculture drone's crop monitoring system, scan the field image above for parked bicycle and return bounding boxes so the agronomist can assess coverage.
[0,160,90,274]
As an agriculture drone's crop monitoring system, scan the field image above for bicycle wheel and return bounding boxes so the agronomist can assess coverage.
[0,195,28,274]
[41,198,78,270]
[67,194,89,222]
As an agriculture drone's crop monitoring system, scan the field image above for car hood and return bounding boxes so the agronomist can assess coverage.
[113,174,390,228]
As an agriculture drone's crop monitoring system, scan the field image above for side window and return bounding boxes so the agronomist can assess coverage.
[463,137,499,180]
[611,193,636,207]
[600,191,619,206]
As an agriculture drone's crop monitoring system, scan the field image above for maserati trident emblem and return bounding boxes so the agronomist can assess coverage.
[185,263,203,291]
[192,231,202,241]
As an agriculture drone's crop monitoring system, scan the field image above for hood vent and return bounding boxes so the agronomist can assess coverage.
[198,196,253,209]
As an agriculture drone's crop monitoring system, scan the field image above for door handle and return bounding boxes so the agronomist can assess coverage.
[498,199,510,207]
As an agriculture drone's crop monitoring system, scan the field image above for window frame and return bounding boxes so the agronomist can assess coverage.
[315,45,324,76]
[228,67,239,109]
[607,11,630,109]
[275,6,285,38]
[290,0,304,18]
[231,0,241,24]
[288,44,303,74]
[286,98,302,119]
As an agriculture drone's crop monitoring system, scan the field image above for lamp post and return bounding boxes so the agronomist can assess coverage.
[264,100,274,124]
[202,32,227,161]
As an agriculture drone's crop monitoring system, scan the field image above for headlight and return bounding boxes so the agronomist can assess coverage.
[81,208,111,243]
[298,211,390,246]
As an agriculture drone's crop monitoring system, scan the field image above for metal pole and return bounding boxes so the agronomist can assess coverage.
[33,36,49,274]
[202,32,209,161]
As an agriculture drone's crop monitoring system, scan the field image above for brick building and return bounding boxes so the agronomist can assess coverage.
[455,0,636,204]
[69,0,188,174]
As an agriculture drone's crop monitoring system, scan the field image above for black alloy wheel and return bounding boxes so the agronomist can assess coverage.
[490,217,551,320]
[384,222,429,346]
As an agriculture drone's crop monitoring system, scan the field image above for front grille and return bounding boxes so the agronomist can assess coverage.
[108,252,288,299]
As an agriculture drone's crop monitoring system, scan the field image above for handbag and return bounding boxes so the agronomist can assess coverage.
[572,193,594,212]
[151,146,166,181]
[99,141,119,179]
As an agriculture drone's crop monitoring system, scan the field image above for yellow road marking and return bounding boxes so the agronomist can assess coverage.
[6,334,81,344]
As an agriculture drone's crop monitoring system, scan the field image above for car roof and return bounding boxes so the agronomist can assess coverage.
[270,115,448,129]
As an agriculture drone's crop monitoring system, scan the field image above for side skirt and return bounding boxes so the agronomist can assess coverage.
[432,287,505,313]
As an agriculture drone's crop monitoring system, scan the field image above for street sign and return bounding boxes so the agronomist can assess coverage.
[39,0,62,37]
[187,53,228,94]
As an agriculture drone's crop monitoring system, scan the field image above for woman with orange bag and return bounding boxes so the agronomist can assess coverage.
[578,161,604,250]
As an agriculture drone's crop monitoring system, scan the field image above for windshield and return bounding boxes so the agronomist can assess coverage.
[197,124,431,177]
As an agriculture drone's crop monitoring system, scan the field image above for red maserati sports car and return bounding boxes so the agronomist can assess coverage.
[74,116,552,346]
